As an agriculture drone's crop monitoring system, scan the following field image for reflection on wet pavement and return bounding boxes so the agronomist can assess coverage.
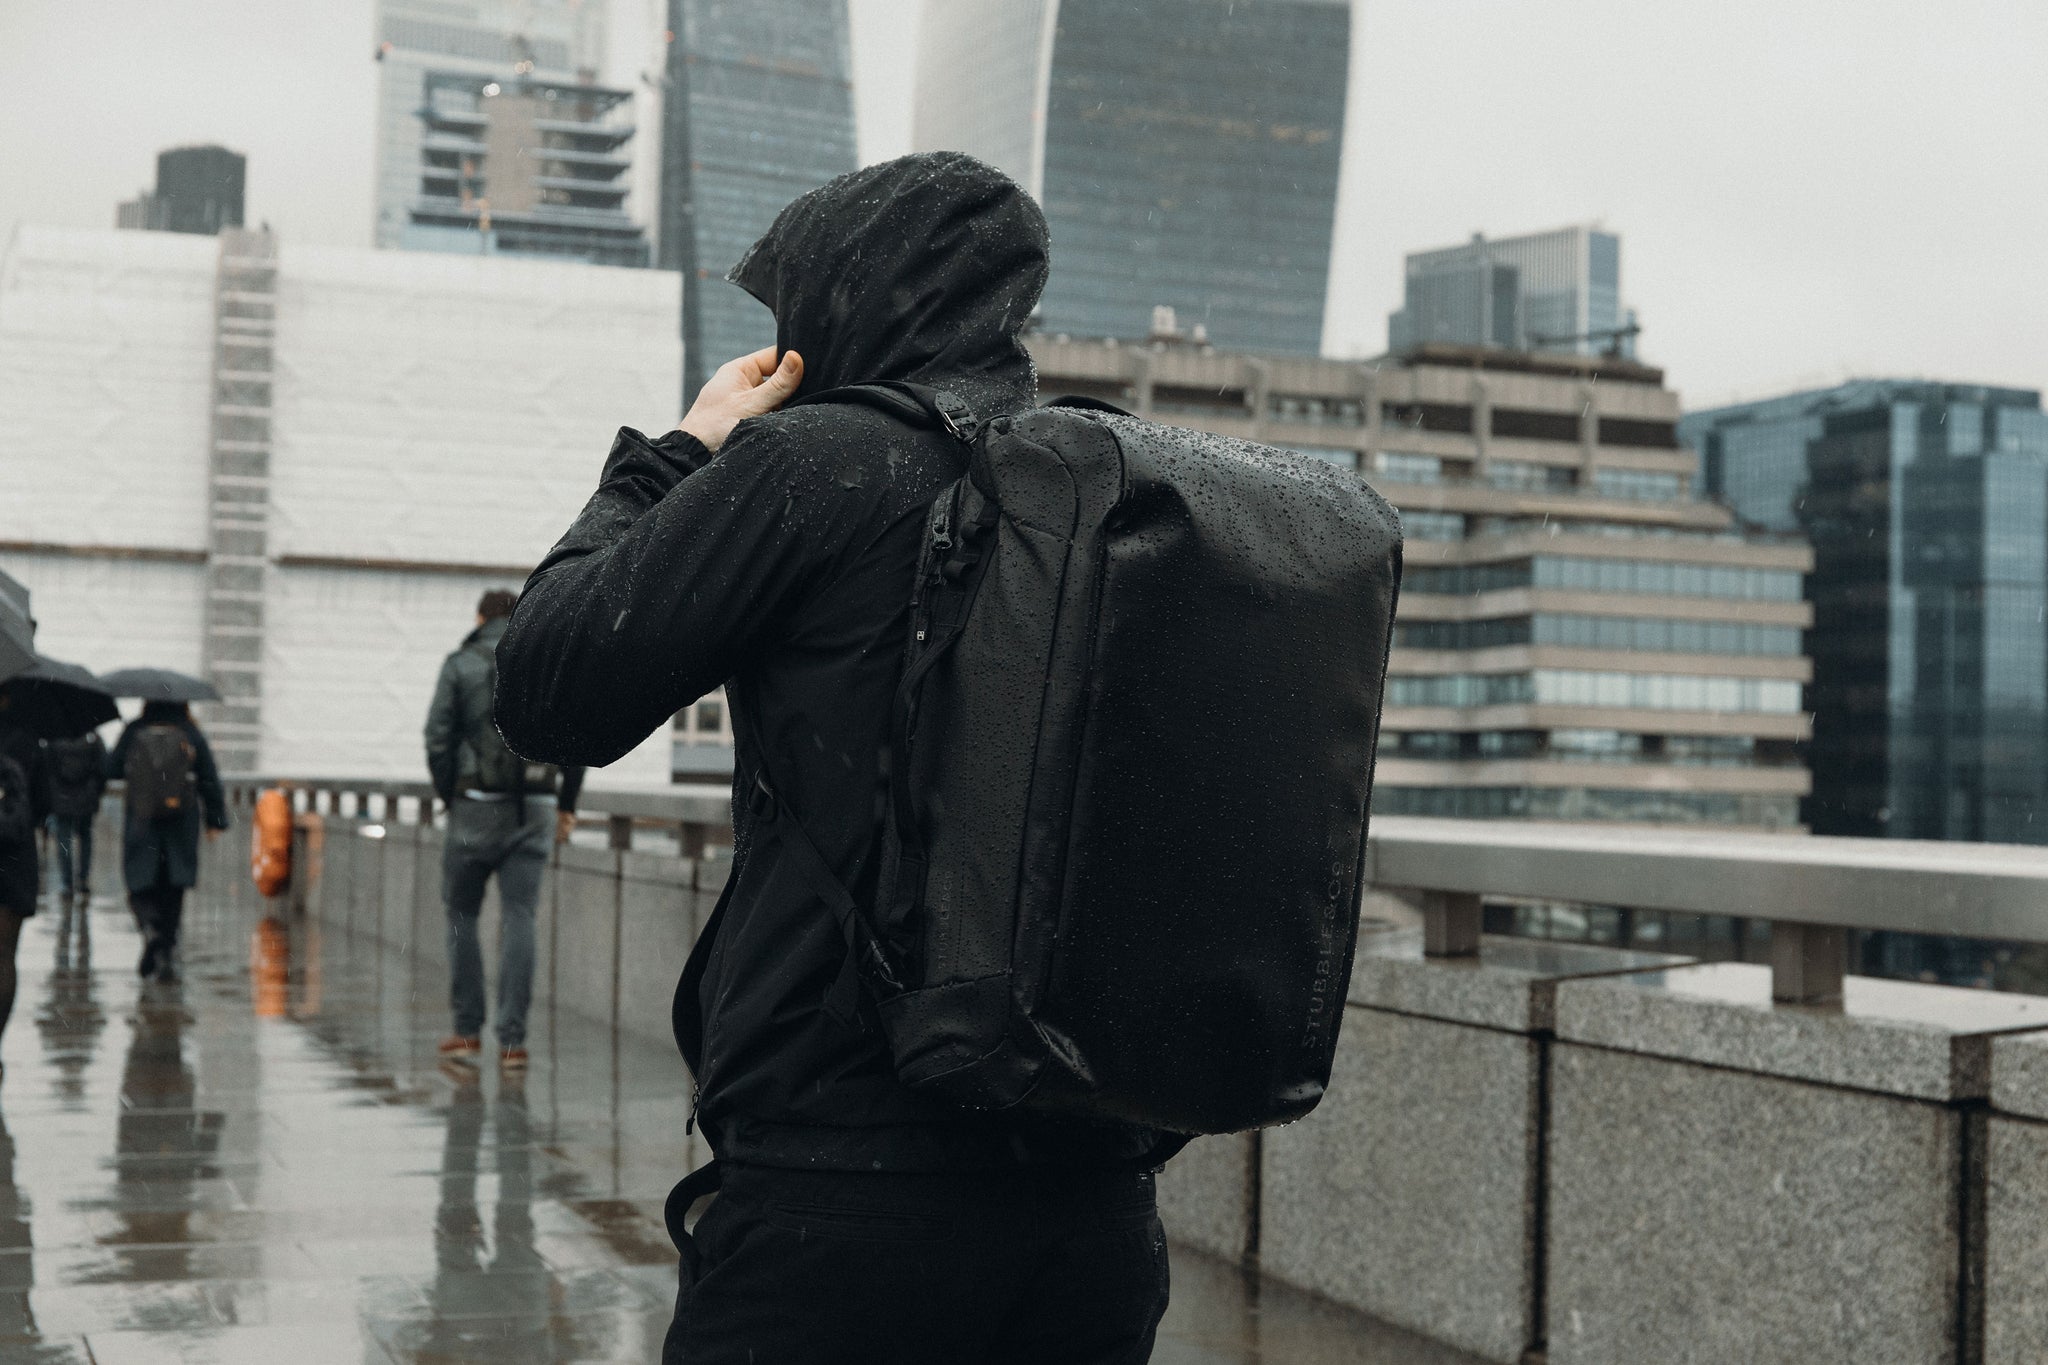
[0,891,1473,1364]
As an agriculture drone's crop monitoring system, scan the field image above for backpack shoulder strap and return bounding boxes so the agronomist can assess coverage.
[790,383,980,445]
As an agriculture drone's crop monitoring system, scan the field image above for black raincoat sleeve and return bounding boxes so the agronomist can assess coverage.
[423,654,464,803]
[496,421,856,766]
[187,723,229,831]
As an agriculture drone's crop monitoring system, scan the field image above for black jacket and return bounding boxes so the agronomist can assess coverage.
[0,721,51,914]
[497,153,1149,1171]
[108,711,228,892]
[424,617,584,809]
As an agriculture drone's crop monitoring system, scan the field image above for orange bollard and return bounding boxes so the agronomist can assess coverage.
[251,787,292,899]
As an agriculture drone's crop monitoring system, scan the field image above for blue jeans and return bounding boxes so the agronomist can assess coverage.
[48,814,93,897]
[442,797,551,1047]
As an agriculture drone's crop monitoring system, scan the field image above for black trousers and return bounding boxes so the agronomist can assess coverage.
[130,885,187,950]
[664,1162,1169,1364]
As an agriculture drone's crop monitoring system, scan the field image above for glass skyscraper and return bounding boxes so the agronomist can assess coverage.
[1387,226,1635,358]
[1683,382,2048,844]
[660,0,857,402]
[914,0,1351,356]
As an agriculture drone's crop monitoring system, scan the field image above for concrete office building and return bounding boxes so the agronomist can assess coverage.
[1683,381,2048,844]
[659,0,856,402]
[0,225,679,786]
[916,0,1350,356]
[1031,331,1814,828]
[373,0,606,250]
[115,145,246,235]
[1389,226,1635,359]
[404,70,649,266]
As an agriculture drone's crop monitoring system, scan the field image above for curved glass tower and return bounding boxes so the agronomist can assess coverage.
[915,0,1350,356]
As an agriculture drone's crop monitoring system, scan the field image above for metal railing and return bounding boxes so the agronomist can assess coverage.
[230,777,2048,1007]
[224,775,733,857]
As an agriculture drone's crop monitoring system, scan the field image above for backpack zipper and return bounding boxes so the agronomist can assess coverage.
[913,488,960,644]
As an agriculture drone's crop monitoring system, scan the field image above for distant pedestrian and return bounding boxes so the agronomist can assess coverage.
[108,700,228,982]
[0,687,53,1053]
[45,729,107,905]
[424,590,583,1072]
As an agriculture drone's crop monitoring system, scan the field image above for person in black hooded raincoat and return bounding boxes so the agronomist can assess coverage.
[495,153,1170,1364]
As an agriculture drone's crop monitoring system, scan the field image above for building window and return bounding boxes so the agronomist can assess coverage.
[1399,510,1465,541]
[1490,407,1582,442]
[1382,401,1474,434]
[1372,450,1443,485]
[1592,467,1684,501]
[1485,460,1577,493]
[1270,394,1364,426]
[1597,417,1679,449]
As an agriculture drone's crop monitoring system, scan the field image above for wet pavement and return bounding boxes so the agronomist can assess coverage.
[0,890,1476,1364]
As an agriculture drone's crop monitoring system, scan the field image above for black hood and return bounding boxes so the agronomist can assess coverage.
[729,151,1047,413]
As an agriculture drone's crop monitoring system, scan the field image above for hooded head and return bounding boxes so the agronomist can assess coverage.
[728,152,1048,412]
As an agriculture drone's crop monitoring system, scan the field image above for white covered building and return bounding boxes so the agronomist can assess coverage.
[0,224,686,785]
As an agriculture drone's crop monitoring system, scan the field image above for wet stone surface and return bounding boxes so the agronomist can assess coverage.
[0,891,1474,1364]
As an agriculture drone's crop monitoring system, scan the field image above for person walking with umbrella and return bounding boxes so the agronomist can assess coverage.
[0,683,53,1055]
[2,656,120,968]
[103,671,228,983]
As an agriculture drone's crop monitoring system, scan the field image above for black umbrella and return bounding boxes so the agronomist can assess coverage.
[99,667,222,704]
[0,569,33,685]
[0,655,120,739]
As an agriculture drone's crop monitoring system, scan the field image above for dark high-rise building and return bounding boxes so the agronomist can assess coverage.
[115,145,245,235]
[914,0,1350,356]
[660,0,857,402]
[1683,382,2048,844]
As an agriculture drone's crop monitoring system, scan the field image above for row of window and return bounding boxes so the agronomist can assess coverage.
[1405,556,1804,602]
[1365,452,1685,502]
[1376,403,1680,450]
[1394,614,1803,657]
[1393,513,1759,546]
[1382,728,1800,768]
[1374,786,1801,825]
[1386,669,1805,714]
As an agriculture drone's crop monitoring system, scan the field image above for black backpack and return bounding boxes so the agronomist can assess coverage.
[125,725,196,823]
[48,736,102,819]
[463,641,557,800]
[748,383,1402,1137]
[0,754,32,847]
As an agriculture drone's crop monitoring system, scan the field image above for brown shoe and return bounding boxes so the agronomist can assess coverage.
[437,1035,481,1059]
[499,1046,528,1071]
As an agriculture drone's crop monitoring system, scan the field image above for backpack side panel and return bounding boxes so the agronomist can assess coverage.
[876,411,1123,1103]
[1036,416,1402,1133]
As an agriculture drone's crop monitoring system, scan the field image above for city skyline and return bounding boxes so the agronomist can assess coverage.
[0,0,2041,409]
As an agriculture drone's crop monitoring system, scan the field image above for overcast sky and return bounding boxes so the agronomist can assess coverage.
[2,0,2041,409]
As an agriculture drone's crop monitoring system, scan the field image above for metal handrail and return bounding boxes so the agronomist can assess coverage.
[232,777,2048,1005]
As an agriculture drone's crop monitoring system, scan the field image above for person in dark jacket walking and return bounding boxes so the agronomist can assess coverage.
[45,730,107,904]
[107,701,228,982]
[496,153,1169,1364]
[0,690,53,1053]
[424,591,585,1071]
